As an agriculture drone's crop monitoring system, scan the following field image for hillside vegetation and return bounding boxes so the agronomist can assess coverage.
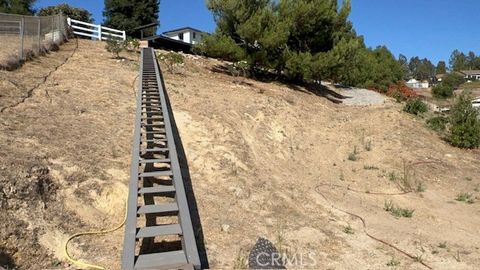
[195,0,404,91]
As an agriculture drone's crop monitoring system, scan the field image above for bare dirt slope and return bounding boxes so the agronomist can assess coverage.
[161,53,480,269]
[0,39,137,269]
[0,39,479,270]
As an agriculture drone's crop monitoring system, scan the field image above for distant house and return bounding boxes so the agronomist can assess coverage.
[473,97,480,109]
[459,70,480,81]
[435,74,445,82]
[406,79,429,89]
[162,27,205,45]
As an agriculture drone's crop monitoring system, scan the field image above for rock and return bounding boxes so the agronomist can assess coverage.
[221,224,230,232]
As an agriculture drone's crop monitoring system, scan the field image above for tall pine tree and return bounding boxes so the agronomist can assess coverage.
[199,0,404,90]
[436,61,446,74]
[103,0,160,38]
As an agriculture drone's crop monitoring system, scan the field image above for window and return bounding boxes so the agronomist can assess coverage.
[178,33,184,40]
[193,32,196,39]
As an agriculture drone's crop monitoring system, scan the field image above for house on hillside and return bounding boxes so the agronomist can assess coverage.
[406,79,429,89]
[163,27,205,45]
[435,74,445,82]
[459,70,480,81]
[473,97,480,109]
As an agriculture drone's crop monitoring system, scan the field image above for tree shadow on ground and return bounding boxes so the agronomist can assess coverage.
[209,63,352,104]
[0,248,16,269]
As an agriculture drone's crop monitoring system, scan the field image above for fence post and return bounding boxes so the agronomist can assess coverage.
[37,17,41,53]
[98,24,102,41]
[57,15,60,38]
[51,16,54,42]
[19,17,25,60]
[123,30,126,41]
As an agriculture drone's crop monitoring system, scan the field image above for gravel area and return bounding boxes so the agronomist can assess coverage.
[338,87,387,105]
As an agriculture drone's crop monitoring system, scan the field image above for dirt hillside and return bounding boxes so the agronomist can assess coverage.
[162,53,480,269]
[0,39,479,270]
[0,39,137,269]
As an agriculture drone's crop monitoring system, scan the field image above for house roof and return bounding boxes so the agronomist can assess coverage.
[162,27,205,35]
[460,70,480,76]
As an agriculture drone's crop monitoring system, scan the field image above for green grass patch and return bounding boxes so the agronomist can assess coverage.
[384,200,415,218]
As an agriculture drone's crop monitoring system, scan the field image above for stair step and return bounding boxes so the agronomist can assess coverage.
[142,131,166,135]
[138,185,175,194]
[141,111,162,114]
[136,224,182,238]
[142,147,168,152]
[139,158,171,163]
[134,250,187,269]
[137,203,179,215]
[139,171,172,178]
[140,139,167,144]
[142,117,164,121]
[142,123,165,127]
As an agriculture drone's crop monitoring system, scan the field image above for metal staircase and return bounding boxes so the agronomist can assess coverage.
[122,48,200,270]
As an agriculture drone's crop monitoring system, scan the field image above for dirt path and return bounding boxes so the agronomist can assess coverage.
[0,39,137,269]
[161,53,480,269]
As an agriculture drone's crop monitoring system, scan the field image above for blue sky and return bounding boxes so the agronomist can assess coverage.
[35,0,479,64]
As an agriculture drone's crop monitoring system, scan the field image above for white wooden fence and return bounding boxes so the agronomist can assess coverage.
[67,18,126,41]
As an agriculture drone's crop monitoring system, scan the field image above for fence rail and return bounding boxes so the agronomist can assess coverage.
[67,18,126,41]
[0,12,68,64]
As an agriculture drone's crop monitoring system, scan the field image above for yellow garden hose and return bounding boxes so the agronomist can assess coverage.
[63,200,128,270]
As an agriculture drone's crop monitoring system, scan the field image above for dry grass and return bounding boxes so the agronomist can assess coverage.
[0,39,138,269]
[0,41,479,269]
[0,35,65,71]
[160,51,480,269]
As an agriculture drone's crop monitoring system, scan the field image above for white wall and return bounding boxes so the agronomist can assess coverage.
[164,30,203,44]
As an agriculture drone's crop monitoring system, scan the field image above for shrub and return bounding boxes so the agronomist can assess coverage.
[448,93,480,148]
[158,52,185,73]
[227,61,249,77]
[426,116,448,132]
[0,54,23,71]
[432,83,454,99]
[387,82,417,100]
[403,98,428,115]
[124,38,140,52]
[455,192,475,204]
[105,39,124,58]
[442,73,465,89]
[384,200,415,218]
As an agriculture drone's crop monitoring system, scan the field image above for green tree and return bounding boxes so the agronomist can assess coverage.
[436,61,446,74]
[398,54,410,79]
[38,4,93,22]
[442,73,465,89]
[449,49,467,71]
[103,0,159,38]
[200,0,404,89]
[409,57,435,81]
[0,0,36,15]
[466,51,480,70]
[449,93,480,148]
[193,34,245,62]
